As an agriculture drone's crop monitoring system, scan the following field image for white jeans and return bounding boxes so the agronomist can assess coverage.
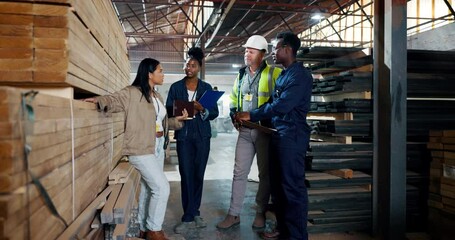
[129,137,169,231]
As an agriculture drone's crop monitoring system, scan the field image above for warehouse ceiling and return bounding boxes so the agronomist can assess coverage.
[111,0,367,75]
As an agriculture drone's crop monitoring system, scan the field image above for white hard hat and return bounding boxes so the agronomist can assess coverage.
[242,35,268,53]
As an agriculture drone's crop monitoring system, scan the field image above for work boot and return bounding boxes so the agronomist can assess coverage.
[194,216,207,228]
[252,212,266,230]
[174,221,196,234]
[216,214,240,229]
[146,230,168,240]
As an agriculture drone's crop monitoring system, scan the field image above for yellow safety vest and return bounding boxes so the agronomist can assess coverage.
[230,62,282,111]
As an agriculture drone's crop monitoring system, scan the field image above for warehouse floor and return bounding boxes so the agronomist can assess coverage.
[129,132,429,240]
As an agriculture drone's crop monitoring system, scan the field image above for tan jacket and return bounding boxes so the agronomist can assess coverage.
[96,86,183,156]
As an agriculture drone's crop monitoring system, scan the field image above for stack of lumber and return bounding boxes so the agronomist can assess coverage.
[307,143,372,171]
[305,143,372,233]
[310,99,371,113]
[101,162,140,240]
[426,130,455,215]
[426,130,455,239]
[303,47,374,233]
[307,186,371,233]
[312,72,372,95]
[0,0,130,95]
[309,119,371,137]
[0,87,125,239]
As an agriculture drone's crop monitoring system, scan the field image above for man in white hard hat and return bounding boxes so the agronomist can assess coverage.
[216,35,282,230]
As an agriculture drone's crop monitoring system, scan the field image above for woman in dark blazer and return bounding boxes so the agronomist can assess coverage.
[166,47,219,233]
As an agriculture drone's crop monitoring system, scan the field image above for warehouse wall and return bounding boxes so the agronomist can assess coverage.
[408,23,455,50]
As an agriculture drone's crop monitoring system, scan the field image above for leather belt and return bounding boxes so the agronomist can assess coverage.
[156,131,164,138]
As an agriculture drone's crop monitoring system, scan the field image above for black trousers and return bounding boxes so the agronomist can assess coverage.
[176,137,211,222]
[270,135,309,240]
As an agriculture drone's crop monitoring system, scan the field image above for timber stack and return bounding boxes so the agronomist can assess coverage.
[0,0,130,239]
[300,47,373,233]
[426,130,455,240]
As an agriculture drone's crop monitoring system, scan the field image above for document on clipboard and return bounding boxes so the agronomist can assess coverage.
[198,90,224,109]
[173,100,194,119]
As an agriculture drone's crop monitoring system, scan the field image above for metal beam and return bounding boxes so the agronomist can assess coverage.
[206,0,328,10]
[204,0,236,49]
[373,0,407,239]
[172,0,202,34]
[124,32,239,39]
[355,0,373,26]
[444,0,455,18]
[325,19,343,41]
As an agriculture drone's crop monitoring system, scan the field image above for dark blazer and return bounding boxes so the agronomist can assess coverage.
[166,77,219,140]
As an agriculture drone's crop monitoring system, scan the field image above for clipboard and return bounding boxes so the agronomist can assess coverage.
[198,90,224,109]
[173,99,194,119]
[241,121,277,134]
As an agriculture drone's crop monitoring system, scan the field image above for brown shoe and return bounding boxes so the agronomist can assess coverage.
[252,212,266,230]
[146,230,169,240]
[216,214,240,229]
[261,230,280,240]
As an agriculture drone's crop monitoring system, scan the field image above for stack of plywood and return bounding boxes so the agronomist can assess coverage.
[427,130,455,239]
[0,0,130,95]
[0,87,125,239]
[427,130,455,214]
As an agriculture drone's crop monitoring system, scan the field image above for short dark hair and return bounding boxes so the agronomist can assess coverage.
[188,47,204,66]
[276,31,301,57]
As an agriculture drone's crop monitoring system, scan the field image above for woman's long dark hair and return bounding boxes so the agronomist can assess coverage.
[132,58,160,103]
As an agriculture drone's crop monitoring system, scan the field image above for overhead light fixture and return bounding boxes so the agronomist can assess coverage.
[311,14,324,20]
[310,10,330,20]
[232,64,242,68]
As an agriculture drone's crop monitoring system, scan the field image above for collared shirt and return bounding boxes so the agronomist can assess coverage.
[240,69,260,111]
[250,61,313,139]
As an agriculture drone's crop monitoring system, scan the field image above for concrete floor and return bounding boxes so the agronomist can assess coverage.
[159,132,377,240]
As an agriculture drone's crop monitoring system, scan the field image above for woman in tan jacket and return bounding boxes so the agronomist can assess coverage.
[85,58,187,240]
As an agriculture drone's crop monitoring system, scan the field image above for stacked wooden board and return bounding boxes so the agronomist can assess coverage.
[0,0,130,95]
[406,50,455,231]
[312,72,372,95]
[310,99,371,113]
[426,130,455,214]
[0,87,125,239]
[426,130,455,239]
[300,47,374,233]
[0,0,132,238]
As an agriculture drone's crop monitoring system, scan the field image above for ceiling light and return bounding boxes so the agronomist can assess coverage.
[232,64,242,68]
[311,14,324,20]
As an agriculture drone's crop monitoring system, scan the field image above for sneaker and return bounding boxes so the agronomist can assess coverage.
[194,216,207,228]
[174,221,195,234]
[252,212,266,230]
[216,214,240,229]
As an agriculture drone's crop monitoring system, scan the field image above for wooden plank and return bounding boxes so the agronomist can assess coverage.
[113,170,139,224]
[100,184,122,224]
[55,185,113,240]
[112,222,128,240]
[0,71,33,82]
[443,130,455,137]
[109,161,133,185]
[0,13,33,25]
[427,142,444,150]
[0,24,32,37]
[325,169,354,179]
[0,2,33,15]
